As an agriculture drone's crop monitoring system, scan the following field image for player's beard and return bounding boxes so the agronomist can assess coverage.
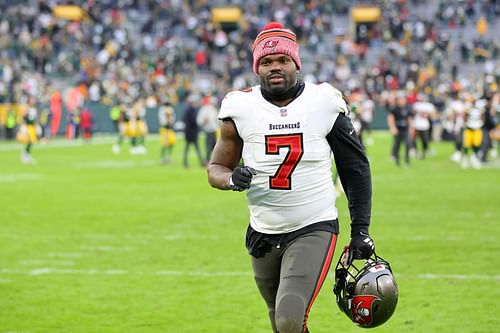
[260,73,299,102]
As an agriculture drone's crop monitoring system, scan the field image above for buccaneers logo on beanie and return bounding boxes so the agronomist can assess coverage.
[252,22,302,74]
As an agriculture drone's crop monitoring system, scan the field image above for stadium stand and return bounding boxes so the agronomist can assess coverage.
[0,0,499,137]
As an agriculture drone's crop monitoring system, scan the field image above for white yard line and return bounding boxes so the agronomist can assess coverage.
[0,173,42,182]
[0,268,498,281]
[415,274,500,280]
[72,160,159,169]
[0,233,224,241]
[0,135,161,152]
[2,232,495,242]
[18,260,74,266]
[0,137,115,152]
[47,252,84,258]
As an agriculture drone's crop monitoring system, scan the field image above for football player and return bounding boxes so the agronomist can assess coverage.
[462,94,485,169]
[411,93,435,159]
[125,97,148,155]
[17,95,40,164]
[446,89,466,162]
[158,101,176,164]
[207,22,374,333]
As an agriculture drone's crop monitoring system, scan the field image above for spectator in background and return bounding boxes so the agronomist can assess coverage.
[183,95,205,168]
[38,103,51,143]
[70,110,81,140]
[480,94,497,163]
[5,108,17,140]
[80,107,93,143]
[196,95,220,162]
[360,92,376,146]
[109,101,122,134]
[49,87,62,138]
[412,94,435,159]
[65,87,84,140]
[1,0,499,146]
[387,91,413,166]
[447,90,466,162]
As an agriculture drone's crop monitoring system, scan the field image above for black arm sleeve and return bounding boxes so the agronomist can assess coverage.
[326,113,372,236]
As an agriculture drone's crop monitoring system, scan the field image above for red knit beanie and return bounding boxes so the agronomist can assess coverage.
[252,22,301,74]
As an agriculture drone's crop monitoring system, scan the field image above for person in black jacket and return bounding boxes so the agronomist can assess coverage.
[387,91,413,166]
[182,95,206,168]
[480,94,498,163]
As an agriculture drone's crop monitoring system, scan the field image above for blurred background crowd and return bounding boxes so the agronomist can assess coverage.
[0,0,499,168]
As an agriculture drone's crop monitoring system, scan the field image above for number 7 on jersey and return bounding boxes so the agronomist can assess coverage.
[265,133,304,190]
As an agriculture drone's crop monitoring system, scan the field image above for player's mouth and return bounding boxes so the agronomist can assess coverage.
[268,75,285,84]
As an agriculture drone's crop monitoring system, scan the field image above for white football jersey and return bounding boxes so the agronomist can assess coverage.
[219,82,348,234]
[447,99,465,131]
[466,100,485,130]
[412,101,434,131]
[360,98,375,122]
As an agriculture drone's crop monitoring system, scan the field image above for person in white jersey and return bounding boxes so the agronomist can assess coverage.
[412,94,435,159]
[359,91,376,146]
[447,90,466,162]
[207,22,374,333]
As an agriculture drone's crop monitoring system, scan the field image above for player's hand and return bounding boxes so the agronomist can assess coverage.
[229,166,257,191]
[347,232,375,264]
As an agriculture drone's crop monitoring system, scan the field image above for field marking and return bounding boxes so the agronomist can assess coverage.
[0,135,161,152]
[415,274,500,280]
[19,260,75,266]
[0,233,224,241]
[0,173,42,182]
[407,235,463,241]
[0,136,120,152]
[155,271,252,277]
[80,245,134,252]
[1,232,495,242]
[0,269,21,274]
[30,268,51,276]
[0,268,498,281]
[72,160,159,169]
[47,252,84,258]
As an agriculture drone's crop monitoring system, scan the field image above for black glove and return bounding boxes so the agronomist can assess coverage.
[229,166,257,191]
[347,232,375,264]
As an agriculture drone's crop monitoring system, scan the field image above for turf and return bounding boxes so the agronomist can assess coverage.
[0,132,499,333]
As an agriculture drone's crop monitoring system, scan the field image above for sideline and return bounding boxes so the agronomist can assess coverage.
[0,267,498,281]
[0,134,161,152]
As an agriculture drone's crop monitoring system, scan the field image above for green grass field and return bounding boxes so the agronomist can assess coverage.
[1,132,499,333]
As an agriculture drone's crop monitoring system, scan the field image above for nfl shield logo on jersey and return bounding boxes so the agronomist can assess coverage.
[280,108,287,117]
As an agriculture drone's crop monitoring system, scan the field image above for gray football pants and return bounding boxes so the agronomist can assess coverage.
[251,231,338,333]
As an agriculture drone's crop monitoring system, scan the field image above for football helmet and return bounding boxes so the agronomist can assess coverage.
[333,247,398,328]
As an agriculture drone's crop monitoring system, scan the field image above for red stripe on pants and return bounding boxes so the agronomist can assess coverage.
[303,233,337,331]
